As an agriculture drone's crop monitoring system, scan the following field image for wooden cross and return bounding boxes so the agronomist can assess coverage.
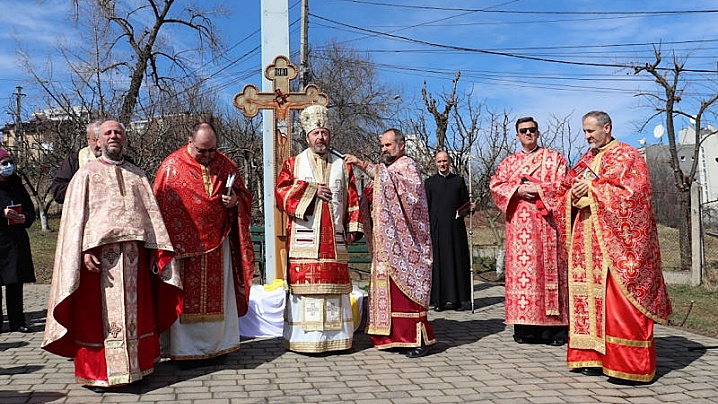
[234,55,328,176]
[233,55,328,281]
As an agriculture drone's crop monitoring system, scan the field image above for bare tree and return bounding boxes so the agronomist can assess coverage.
[11,0,228,230]
[421,72,460,153]
[69,0,225,125]
[306,40,401,161]
[633,47,718,271]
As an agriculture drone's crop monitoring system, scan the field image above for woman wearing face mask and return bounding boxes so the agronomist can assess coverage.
[0,147,35,333]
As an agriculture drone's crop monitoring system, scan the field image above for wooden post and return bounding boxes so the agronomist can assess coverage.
[234,55,328,281]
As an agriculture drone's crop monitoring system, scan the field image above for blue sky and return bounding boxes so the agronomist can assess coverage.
[2,0,718,147]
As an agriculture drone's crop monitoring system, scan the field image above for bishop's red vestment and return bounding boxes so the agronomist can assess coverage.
[275,149,362,352]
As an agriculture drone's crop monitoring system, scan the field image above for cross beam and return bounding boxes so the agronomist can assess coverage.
[233,55,328,281]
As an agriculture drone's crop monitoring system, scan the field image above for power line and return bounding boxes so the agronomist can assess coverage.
[310,13,718,74]
[335,1,718,16]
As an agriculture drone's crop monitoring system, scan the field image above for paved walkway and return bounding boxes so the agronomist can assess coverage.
[2,281,718,403]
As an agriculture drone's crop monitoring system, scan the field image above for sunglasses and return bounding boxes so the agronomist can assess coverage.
[0,160,13,166]
[518,127,538,135]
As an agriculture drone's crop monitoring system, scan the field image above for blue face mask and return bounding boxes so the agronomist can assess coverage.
[0,162,15,177]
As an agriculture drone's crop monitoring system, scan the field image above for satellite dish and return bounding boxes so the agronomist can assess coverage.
[653,124,665,139]
[639,138,646,146]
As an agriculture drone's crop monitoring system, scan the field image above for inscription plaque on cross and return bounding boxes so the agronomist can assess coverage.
[233,55,329,281]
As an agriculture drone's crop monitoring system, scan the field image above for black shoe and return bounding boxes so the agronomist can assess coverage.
[454,304,465,312]
[83,385,107,393]
[10,325,30,333]
[405,343,431,358]
[607,377,651,386]
[579,367,603,376]
[548,338,565,346]
[433,306,444,312]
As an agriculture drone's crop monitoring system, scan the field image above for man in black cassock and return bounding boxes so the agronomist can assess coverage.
[425,151,473,311]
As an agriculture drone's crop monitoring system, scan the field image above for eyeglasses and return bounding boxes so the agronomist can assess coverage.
[0,160,13,166]
[518,127,538,135]
[194,146,217,153]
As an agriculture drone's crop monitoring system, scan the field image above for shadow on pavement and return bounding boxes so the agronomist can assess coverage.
[656,335,712,380]
[0,391,65,402]
[430,318,506,354]
[0,341,29,351]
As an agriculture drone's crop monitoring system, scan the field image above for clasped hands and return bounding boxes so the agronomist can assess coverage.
[517,183,539,201]
[570,179,589,199]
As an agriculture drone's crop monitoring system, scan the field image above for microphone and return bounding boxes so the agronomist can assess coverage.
[329,147,344,159]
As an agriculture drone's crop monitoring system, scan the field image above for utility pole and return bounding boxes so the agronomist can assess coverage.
[14,86,25,166]
[299,0,310,88]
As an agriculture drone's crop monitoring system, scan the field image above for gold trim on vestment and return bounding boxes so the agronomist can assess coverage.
[282,338,353,353]
[290,283,352,295]
[603,367,655,382]
[167,344,240,361]
[605,335,653,348]
[391,311,428,318]
[566,360,602,370]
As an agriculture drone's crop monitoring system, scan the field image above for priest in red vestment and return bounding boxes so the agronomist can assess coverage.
[275,104,363,353]
[345,128,436,358]
[490,117,569,346]
[153,122,255,366]
[562,111,672,384]
[42,120,183,388]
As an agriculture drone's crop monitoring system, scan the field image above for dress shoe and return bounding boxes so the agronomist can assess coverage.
[83,385,107,393]
[579,367,603,376]
[405,343,431,358]
[454,305,465,311]
[433,305,444,312]
[548,338,565,346]
[10,325,30,333]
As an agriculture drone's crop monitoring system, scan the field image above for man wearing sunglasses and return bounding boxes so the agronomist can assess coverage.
[490,116,570,347]
[153,122,255,368]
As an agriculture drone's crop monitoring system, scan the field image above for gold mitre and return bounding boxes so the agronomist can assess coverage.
[300,104,329,134]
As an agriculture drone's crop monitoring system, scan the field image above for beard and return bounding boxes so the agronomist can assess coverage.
[102,144,124,161]
[381,153,398,166]
[311,143,328,155]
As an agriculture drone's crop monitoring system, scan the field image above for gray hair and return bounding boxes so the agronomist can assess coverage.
[87,119,104,139]
[383,128,405,144]
[582,111,612,128]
